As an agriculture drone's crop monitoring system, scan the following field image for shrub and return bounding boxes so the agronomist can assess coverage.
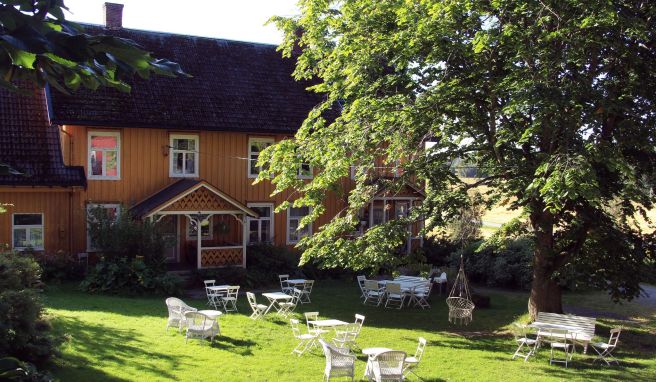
[80,258,182,296]
[31,251,84,283]
[0,357,52,382]
[0,253,56,366]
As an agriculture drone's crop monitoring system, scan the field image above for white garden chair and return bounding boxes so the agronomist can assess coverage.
[290,318,318,356]
[184,311,219,344]
[410,282,433,309]
[203,279,217,306]
[549,329,577,368]
[363,280,385,306]
[165,297,197,332]
[279,274,293,294]
[512,323,538,361]
[403,337,427,378]
[319,339,356,381]
[384,282,406,309]
[367,350,406,382]
[591,328,621,365]
[278,288,302,317]
[247,292,267,320]
[220,285,240,312]
[357,275,367,300]
[333,314,365,351]
[300,280,315,304]
[305,311,329,338]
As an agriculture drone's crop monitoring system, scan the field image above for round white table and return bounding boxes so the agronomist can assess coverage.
[198,309,223,319]
[362,347,393,378]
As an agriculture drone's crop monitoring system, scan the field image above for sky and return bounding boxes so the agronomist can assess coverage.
[63,0,299,45]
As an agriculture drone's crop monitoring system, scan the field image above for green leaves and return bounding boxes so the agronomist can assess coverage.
[0,0,188,93]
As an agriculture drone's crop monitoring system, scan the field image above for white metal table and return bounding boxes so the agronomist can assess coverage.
[262,292,294,315]
[308,319,349,329]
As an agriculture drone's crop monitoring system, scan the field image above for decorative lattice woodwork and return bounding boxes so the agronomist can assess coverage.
[201,248,243,267]
[163,187,231,211]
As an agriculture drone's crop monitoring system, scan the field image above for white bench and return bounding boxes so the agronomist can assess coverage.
[533,312,596,353]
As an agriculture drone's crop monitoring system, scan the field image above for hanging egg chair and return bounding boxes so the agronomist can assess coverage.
[446,256,475,325]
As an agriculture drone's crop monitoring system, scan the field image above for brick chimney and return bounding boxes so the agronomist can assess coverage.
[103,2,124,29]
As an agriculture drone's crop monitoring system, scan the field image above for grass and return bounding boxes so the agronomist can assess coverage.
[43,281,656,382]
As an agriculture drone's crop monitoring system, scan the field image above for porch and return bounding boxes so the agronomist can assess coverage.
[131,179,257,270]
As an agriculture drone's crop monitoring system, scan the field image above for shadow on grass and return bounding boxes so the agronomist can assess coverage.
[50,315,179,380]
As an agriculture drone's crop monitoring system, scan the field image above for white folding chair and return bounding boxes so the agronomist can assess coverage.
[300,280,314,304]
[549,329,577,367]
[591,328,621,365]
[512,324,538,361]
[203,279,217,306]
[411,282,432,309]
[384,283,406,309]
[247,292,267,320]
[363,280,385,306]
[403,337,427,378]
[220,285,240,312]
[333,314,365,351]
[279,274,293,294]
[278,288,302,317]
[290,318,318,356]
[305,311,329,338]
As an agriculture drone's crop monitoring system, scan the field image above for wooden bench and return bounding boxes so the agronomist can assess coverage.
[533,312,596,353]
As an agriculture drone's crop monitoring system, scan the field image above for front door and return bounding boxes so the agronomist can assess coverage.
[159,215,179,263]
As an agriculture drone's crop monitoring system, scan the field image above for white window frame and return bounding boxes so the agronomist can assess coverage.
[169,134,199,177]
[286,206,312,245]
[12,213,44,251]
[247,203,274,244]
[86,203,121,251]
[88,131,121,180]
[297,163,313,179]
[186,217,213,240]
[248,137,274,178]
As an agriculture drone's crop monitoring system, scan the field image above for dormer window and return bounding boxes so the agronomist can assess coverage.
[170,135,199,177]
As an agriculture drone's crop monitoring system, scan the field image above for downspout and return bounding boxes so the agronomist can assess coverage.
[59,125,74,254]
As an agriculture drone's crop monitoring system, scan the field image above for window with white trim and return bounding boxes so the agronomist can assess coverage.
[287,206,312,244]
[247,203,274,243]
[170,135,199,177]
[12,213,44,250]
[248,137,274,178]
[187,218,212,240]
[88,131,120,179]
[86,204,120,251]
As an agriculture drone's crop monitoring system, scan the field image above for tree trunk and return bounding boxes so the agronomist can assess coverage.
[528,207,563,320]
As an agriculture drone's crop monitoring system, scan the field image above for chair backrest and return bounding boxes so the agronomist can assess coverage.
[357,275,366,282]
[290,318,302,338]
[440,272,447,281]
[305,311,319,331]
[204,279,215,287]
[372,350,407,378]
[303,280,314,293]
[364,280,379,291]
[415,337,427,361]
[279,274,289,288]
[246,292,258,308]
[512,323,530,341]
[386,282,402,294]
[185,311,212,329]
[608,328,621,347]
[291,288,303,304]
[354,314,365,329]
[536,312,596,339]
[165,297,182,317]
[227,286,240,298]
[547,328,577,344]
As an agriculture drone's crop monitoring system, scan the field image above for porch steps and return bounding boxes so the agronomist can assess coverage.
[168,269,194,285]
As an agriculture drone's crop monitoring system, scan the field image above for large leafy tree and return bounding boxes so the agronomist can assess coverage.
[264,0,656,318]
[0,0,186,93]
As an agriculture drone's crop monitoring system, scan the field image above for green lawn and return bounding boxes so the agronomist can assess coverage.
[43,282,656,382]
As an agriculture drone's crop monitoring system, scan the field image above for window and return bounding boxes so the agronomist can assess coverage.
[297,163,313,179]
[12,214,44,250]
[88,131,120,179]
[247,203,274,243]
[248,137,274,178]
[86,204,120,251]
[287,206,312,244]
[372,205,385,226]
[170,135,199,177]
[187,218,212,240]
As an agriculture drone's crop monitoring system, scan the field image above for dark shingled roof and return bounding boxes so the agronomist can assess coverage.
[131,179,201,218]
[0,85,86,187]
[48,25,324,133]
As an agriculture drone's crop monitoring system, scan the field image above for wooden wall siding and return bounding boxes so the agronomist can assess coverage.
[46,125,350,253]
[0,191,73,252]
